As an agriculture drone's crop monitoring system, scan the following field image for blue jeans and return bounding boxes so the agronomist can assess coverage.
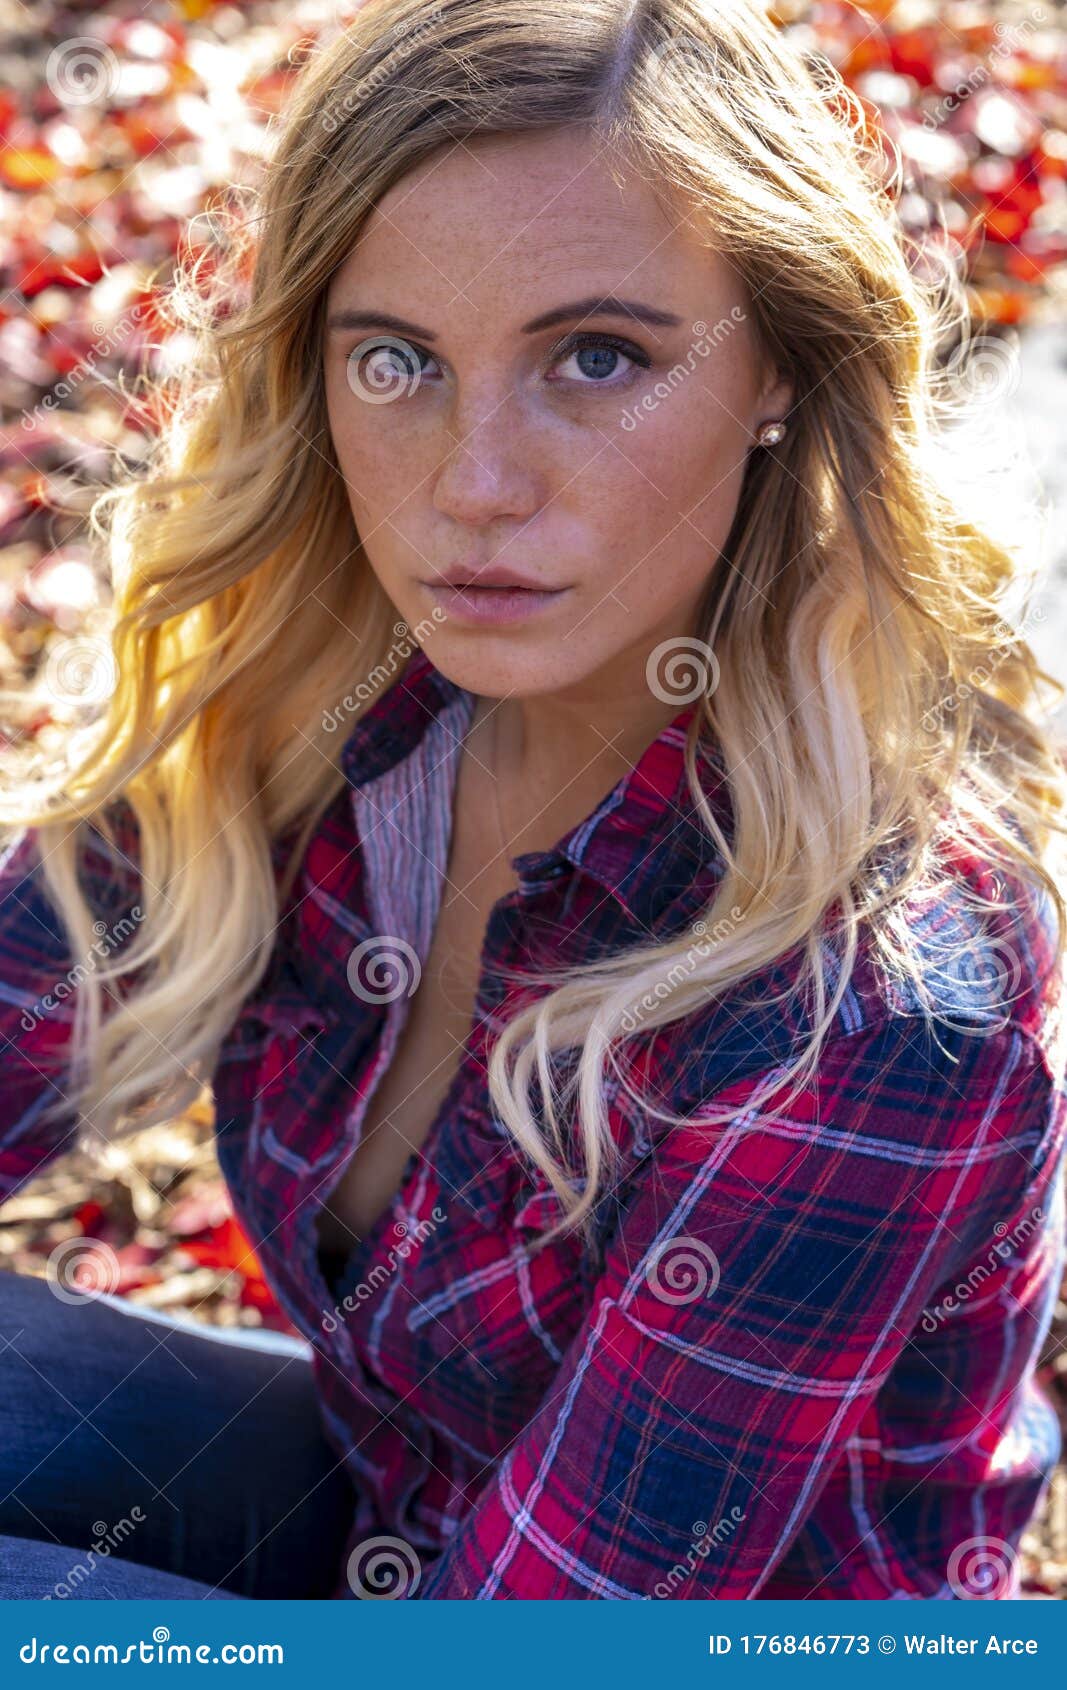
[0,1268,357,1599]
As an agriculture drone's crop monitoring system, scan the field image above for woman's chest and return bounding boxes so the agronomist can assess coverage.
[313,885,487,1253]
[213,977,611,1455]
[315,791,528,1255]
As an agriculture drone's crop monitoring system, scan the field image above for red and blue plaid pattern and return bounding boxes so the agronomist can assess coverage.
[2,642,1065,1599]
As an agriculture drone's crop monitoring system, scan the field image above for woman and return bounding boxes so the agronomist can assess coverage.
[0,0,1064,1602]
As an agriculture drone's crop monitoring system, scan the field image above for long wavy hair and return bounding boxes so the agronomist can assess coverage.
[5,0,1066,1250]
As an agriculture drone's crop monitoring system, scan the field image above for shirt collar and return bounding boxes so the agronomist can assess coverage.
[338,642,730,933]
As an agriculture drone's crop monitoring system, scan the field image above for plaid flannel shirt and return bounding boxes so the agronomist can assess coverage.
[2,642,1066,1599]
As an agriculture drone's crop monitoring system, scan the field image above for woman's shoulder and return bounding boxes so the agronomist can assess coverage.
[612,839,1066,1290]
[662,818,1065,1151]
[862,814,1065,1048]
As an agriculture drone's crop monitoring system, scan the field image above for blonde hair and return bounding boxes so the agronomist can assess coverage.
[5,0,1066,1250]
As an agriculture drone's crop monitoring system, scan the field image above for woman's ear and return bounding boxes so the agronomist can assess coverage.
[757,364,794,427]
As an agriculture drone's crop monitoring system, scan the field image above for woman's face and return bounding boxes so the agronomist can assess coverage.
[323,125,791,702]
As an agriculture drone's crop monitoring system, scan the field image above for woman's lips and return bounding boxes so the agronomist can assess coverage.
[421,581,570,624]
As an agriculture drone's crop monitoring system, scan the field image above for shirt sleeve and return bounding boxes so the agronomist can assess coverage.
[0,803,144,1207]
[413,1014,1062,1599]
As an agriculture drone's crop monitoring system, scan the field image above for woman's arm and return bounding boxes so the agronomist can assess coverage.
[0,804,143,1206]
[412,1015,1063,1599]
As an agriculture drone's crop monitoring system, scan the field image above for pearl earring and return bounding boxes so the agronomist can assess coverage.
[756,420,787,446]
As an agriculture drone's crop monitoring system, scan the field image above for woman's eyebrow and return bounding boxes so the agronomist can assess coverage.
[325,296,683,340]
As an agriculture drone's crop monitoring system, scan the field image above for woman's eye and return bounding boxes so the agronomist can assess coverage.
[549,335,650,387]
[342,333,650,399]
[346,338,439,398]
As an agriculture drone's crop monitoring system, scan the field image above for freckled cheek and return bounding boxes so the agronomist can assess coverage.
[568,411,750,610]
[326,405,427,522]
[635,404,751,544]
